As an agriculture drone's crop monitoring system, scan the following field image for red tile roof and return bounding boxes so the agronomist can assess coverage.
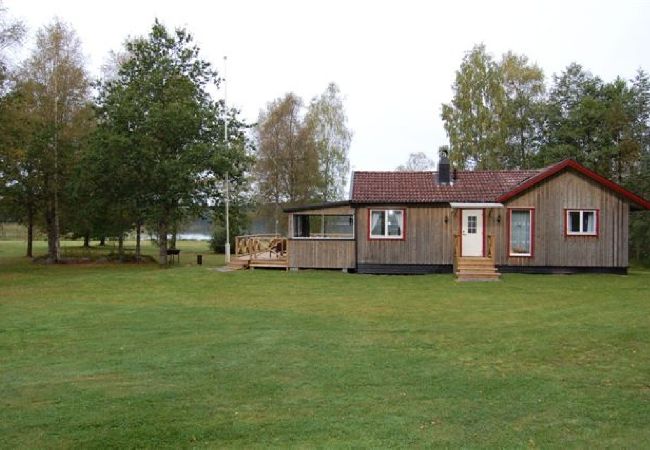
[351,170,540,203]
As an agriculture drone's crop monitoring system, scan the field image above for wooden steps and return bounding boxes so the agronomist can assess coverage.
[227,255,288,270]
[455,256,501,282]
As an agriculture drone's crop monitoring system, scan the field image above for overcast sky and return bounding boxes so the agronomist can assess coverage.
[5,0,650,171]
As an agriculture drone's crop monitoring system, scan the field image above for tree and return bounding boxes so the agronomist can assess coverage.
[0,88,45,257]
[441,44,506,169]
[0,1,24,91]
[539,64,643,179]
[306,83,352,200]
[255,92,320,229]
[95,20,249,265]
[500,51,545,169]
[396,152,435,171]
[0,2,30,254]
[14,20,91,262]
[441,45,546,170]
[627,69,650,264]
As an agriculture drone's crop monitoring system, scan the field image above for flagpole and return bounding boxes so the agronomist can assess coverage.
[223,56,231,264]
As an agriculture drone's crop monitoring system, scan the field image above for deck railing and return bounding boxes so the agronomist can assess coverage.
[453,234,496,262]
[235,234,288,260]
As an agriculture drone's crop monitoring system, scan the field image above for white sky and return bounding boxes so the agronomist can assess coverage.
[5,0,650,171]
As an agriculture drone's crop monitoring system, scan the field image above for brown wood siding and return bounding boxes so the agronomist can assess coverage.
[356,205,454,265]
[288,239,355,269]
[494,170,629,267]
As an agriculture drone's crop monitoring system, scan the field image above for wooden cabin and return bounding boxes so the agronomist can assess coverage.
[284,158,650,279]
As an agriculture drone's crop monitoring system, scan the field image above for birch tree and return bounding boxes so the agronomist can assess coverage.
[18,20,91,262]
[255,93,319,225]
[306,83,352,200]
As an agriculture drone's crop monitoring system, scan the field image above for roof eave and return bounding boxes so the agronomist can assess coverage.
[283,200,352,213]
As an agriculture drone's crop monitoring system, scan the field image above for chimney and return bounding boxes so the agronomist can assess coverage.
[438,149,450,185]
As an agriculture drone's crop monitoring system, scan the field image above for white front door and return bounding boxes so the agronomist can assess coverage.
[461,209,483,256]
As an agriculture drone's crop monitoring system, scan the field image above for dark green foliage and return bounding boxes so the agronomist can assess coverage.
[94,20,252,264]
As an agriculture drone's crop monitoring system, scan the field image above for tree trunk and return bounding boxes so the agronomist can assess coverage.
[158,220,168,266]
[26,208,34,258]
[170,226,177,249]
[83,232,90,248]
[99,236,106,246]
[135,221,142,262]
[46,202,60,263]
[118,235,124,260]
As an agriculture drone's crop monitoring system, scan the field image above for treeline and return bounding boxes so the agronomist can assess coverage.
[441,44,650,262]
[0,4,354,264]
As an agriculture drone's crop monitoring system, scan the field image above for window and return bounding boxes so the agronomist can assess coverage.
[467,216,477,234]
[566,210,598,236]
[292,214,354,239]
[369,209,404,239]
[509,209,533,257]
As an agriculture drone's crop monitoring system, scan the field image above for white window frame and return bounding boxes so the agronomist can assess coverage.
[566,209,598,236]
[369,209,405,239]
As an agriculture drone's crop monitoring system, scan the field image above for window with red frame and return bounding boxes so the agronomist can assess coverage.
[369,209,404,239]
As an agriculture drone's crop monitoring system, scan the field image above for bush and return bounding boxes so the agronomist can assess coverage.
[209,227,233,254]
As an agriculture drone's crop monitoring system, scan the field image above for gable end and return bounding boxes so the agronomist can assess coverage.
[497,159,650,210]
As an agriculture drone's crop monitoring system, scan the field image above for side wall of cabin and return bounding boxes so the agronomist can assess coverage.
[493,170,629,271]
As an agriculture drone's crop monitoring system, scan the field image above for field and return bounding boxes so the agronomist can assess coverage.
[1,240,650,448]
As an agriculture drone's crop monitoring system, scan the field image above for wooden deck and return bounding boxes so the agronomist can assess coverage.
[232,251,288,270]
[228,235,288,270]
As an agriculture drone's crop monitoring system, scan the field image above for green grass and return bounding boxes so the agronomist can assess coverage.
[1,240,649,448]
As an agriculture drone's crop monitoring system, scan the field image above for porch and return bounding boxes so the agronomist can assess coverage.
[451,204,502,281]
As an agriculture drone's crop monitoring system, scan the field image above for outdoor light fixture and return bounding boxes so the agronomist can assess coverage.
[497,214,501,223]
[444,215,449,224]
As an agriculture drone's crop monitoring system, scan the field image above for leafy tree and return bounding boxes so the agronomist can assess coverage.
[442,45,546,170]
[255,92,320,228]
[396,152,435,171]
[539,64,643,179]
[306,83,352,200]
[500,51,545,169]
[0,2,29,253]
[13,20,91,262]
[627,70,650,264]
[0,1,24,91]
[441,44,506,169]
[95,20,249,265]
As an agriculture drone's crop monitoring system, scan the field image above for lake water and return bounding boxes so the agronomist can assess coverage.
[177,233,211,241]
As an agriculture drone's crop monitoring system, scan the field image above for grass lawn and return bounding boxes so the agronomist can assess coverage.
[1,240,649,448]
